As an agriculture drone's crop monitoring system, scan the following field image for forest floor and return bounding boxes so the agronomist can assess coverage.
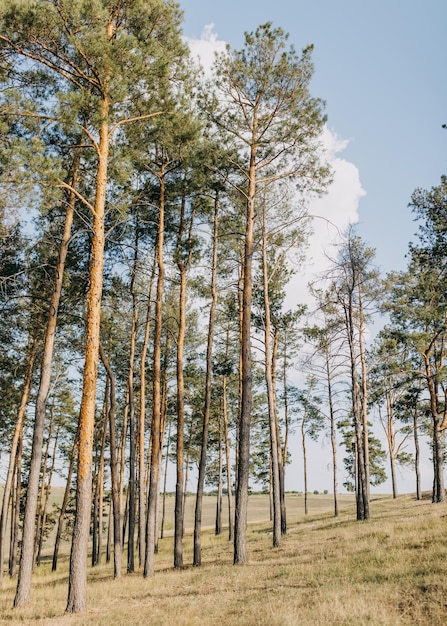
[1,492,447,625]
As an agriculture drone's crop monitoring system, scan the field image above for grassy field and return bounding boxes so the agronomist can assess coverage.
[1,492,447,625]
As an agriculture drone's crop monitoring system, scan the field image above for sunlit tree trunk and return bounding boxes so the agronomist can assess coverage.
[66,97,110,613]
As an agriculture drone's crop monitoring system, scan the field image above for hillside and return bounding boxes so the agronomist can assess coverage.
[1,493,447,624]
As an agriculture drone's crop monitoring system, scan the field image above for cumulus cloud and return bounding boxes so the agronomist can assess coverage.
[283,127,366,309]
[306,127,366,267]
[184,24,227,77]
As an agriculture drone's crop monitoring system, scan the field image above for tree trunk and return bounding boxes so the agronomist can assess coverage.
[215,416,223,536]
[326,354,339,517]
[160,423,171,540]
[127,228,139,573]
[234,143,257,565]
[52,433,78,572]
[358,287,370,515]
[92,391,107,566]
[15,151,79,607]
[261,200,281,547]
[281,337,291,532]
[66,95,110,613]
[144,161,166,578]
[413,400,421,501]
[222,346,233,542]
[344,297,368,521]
[174,264,187,569]
[194,192,219,566]
[9,442,22,578]
[138,248,156,566]
[302,420,308,516]
[106,499,112,563]
[272,328,286,535]
[432,423,445,503]
[36,421,59,566]
[99,342,122,578]
[0,333,37,587]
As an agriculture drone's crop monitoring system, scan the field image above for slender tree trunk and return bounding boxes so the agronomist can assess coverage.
[122,486,129,548]
[0,333,37,587]
[302,418,308,515]
[432,423,445,503]
[15,151,79,607]
[358,287,370,515]
[174,264,187,569]
[9,442,22,578]
[344,298,368,521]
[261,200,281,547]
[99,342,122,578]
[183,435,192,519]
[35,405,53,566]
[413,397,421,501]
[215,415,223,536]
[52,433,78,572]
[281,338,291,532]
[106,499,112,563]
[138,248,156,566]
[155,333,170,552]
[118,392,129,549]
[160,423,171,540]
[194,192,219,565]
[424,351,446,503]
[383,393,398,499]
[127,228,139,573]
[222,348,233,541]
[234,142,257,565]
[97,421,106,566]
[66,94,110,613]
[144,161,166,578]
[36,422,59,566]
[326,354,339,517]
[272,328,286,535]
[93,391,107,566]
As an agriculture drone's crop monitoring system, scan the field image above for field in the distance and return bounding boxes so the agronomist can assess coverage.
[1,492,447,625]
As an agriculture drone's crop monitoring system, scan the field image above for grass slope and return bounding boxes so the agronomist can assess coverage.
[1,493,447,625]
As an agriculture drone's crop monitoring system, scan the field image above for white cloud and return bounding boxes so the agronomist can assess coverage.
[184,24,227,77]
[283,127,366,310]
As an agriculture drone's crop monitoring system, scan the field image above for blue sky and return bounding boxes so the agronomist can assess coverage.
[177,1,446,494]
[180,0,447,275]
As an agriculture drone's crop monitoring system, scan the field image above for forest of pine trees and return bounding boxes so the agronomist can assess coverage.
[0,0,446,614]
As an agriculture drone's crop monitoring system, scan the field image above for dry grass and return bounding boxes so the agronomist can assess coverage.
[1,493,447,625]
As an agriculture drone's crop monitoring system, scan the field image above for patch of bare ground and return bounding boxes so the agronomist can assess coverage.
[1,493,447,625]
